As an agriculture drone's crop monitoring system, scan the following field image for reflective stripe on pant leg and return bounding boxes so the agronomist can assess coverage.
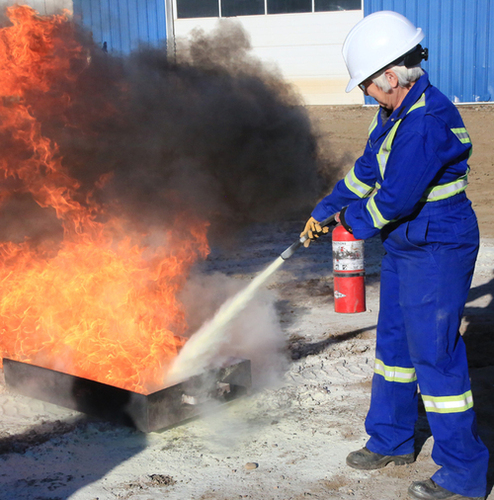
[364,252,418,456]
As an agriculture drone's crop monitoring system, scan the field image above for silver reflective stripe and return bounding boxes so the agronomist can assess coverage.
[451,127,471,144]
[344,167,374,198]
[375,93,425,178]
[376,120,402,178]
[407,92,426,113]
[366,193,390,229]
[374,359,417,383]
[368,110,379,136]
[422,390,474,414]
[421,172,469,202]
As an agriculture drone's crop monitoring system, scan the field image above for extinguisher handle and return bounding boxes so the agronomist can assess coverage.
[280,213,338,260]
[319,214,338,228]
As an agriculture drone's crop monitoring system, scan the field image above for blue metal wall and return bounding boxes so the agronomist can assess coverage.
[364,0,494,103]
[73,0,167,53]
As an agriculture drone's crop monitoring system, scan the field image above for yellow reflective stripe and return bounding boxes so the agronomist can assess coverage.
[407,93,426,114]
[451,127,471,144]
[422,390,474,414]
[366,193,390,229]
[344,167,374,198]
[368,110,379,136]
[375,93,425,179]
[374,359,417,383]
[421,172,469,202]
[376,119,402,178]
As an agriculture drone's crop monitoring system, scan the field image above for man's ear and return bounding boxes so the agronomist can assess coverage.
[384,70,399,89]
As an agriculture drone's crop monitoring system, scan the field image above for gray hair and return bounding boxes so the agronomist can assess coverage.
[372,63,424,92]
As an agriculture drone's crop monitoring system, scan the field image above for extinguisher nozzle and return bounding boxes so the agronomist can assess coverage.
[280,238,305,260]
[280,214,337,261]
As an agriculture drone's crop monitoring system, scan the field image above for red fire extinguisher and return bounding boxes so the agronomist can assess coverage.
[332,224,365,313]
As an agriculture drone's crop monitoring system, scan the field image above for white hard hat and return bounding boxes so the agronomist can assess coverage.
[342,11,425,92]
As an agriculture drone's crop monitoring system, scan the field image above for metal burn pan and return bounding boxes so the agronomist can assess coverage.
[2,357,251,432]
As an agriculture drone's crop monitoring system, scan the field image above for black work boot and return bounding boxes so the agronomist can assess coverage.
[346,446,414,470]
[408,479,484,500]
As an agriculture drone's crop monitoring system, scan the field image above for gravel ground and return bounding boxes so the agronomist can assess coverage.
[1,222,493,500]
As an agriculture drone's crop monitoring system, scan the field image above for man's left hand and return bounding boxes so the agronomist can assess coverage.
[300,216,330,247]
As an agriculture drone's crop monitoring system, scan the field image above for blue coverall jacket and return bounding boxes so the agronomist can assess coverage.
[311,72,489,497]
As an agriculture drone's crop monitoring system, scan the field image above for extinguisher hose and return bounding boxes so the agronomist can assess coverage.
[280,214,338,260]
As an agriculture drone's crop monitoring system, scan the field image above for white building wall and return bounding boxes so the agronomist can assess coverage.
[173,11,364,105]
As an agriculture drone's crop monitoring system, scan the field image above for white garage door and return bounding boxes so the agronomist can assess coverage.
[171,1,364,105]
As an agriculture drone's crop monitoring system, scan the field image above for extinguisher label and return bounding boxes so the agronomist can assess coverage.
[332,240,364,271]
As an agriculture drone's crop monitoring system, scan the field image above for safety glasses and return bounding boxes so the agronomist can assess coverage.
[358,79,371,92]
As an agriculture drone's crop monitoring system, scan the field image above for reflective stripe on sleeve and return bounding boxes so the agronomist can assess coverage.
[374,359,417,383]
[366,193,390,229]
[344,167,374,198]
[451,127,472,144]
[421,390,474,413]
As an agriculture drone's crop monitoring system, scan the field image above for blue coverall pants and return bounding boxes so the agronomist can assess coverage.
[365,193,489,498]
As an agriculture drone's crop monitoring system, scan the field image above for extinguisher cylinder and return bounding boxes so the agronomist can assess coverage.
[332,224,366,313]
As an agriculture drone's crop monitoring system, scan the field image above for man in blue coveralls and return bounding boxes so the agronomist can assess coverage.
[301,11,489,500]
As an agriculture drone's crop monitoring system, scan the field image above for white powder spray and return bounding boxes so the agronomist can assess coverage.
[167,256,285,385]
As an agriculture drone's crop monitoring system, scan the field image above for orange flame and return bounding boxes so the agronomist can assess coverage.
[0,6,209,393]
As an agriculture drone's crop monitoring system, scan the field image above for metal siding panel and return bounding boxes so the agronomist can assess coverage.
[116,0,132,52]
[75,0,167,53]
[425,0,440,90]
[108,0,122,51]
[381,0,397,11]
[365,0,493,103]
[73,0,82,20]
[450,0,463,102]
[144,0,157,44]
[76,0,94,30]
[440,1,454,99]
[128,0,141,51]
[403,0,417,22]
[99,0,113,49]
[415,0,429,49]
[156,0,168,46]
[462,0,476,102]
[475,0,490,100]
[89,0,103,43]
[488,0,494,100]
[145,0,167,47]
[137,0,149,45]
[391,0,406,14]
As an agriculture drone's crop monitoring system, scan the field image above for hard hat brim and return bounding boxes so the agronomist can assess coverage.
[346,78,361,93]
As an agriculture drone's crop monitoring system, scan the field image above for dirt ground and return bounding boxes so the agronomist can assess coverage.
[0,104,493,500]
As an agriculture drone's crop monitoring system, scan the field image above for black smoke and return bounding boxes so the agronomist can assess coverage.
[4,17,339,245]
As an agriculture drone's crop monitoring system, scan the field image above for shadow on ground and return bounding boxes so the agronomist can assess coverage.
[287,325,377,360]
[0,417,147,500]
